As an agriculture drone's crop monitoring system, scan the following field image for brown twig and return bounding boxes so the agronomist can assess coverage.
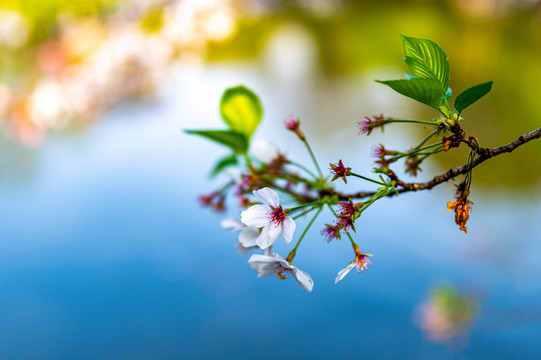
[329,127,541,201]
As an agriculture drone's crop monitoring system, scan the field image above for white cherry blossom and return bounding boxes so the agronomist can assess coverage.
[335,252,372,284]
[240,187,296,249]
[248,251,314,292]
[221,218,260,249]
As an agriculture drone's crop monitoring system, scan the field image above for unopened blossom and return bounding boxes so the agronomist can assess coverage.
[405,154,422,177]
[248,252,314,291]
[335,245,373,283]
[322,198,360,242]
[321,224,341,242]
[284,114,305,139]
[329,159,351,184]
[338,198,359,219]
[198,191,225,212]
[358,114,387,135]
[371,144,387,158]
[241,187,296,249]
[221,218,260,249]
[284,115,300,131]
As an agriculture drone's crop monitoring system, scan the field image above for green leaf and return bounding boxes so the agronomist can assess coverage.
[454,81,493,114]
[439,105,451,118]
[184,129,248,154]
[220,85,263,138]
[376,78,444,110]
[401,34,450,91]
[210,153,238,178]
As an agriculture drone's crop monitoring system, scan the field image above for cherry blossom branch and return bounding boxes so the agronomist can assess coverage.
[391,126,541,193]
[324,126,541,201]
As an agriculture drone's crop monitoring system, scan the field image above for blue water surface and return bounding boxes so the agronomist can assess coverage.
[0,68,540,360]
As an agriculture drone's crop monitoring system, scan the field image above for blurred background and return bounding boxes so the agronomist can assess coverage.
[1,0,541,358]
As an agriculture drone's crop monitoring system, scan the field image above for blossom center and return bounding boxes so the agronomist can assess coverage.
[276,264,293,280]
[268,205,286,225]
[355,253,372,272]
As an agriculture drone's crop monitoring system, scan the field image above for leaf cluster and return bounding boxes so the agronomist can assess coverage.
[377,35,492,117]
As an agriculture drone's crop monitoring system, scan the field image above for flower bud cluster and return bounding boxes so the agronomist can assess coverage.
[322,198,361,242]
[329,159,351,184]
[198,191,225,212]
[358,114,388,135]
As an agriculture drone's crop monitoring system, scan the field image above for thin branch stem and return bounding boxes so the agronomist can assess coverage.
[386,119,437,126]
[287,160,318,180]
[415,130,438,150]
[289,201,323,212]
[301,137,324,179]
[390,127,541,193]
[309,127,541,201]
[350,172,386,186]
[292,206,317,220]
[290,206,323,254]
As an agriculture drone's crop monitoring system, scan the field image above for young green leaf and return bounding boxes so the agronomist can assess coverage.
[210,153,238,178]
[184,129,248,154]
[454,81,493,114]
[401,34,450,91]
[376,78,444,110]
[220,86,263,138]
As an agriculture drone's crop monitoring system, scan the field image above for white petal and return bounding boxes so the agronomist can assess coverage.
[294,268,314,292]
[253,187,280,207]
[257,222,282,249]
[221,218,244,231]
[238,227,259,248]
[251,140,279,163]
[335,260,356,284]
[274,253,287,262]
[241,205,270,227]
[281,217,296,244]
[263,247,274,257]
[248,254,278,277]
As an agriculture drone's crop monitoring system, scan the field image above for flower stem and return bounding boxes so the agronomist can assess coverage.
[359,183,395,213]
[386,119,437,126]
[292,206,317,220]
[289,201,322,213]
[394,142,443,160]
[415,130,438,150]
[288,206,323,258]
[287,160,319,180]
[350,172,386,186]
[301,137,324,179]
